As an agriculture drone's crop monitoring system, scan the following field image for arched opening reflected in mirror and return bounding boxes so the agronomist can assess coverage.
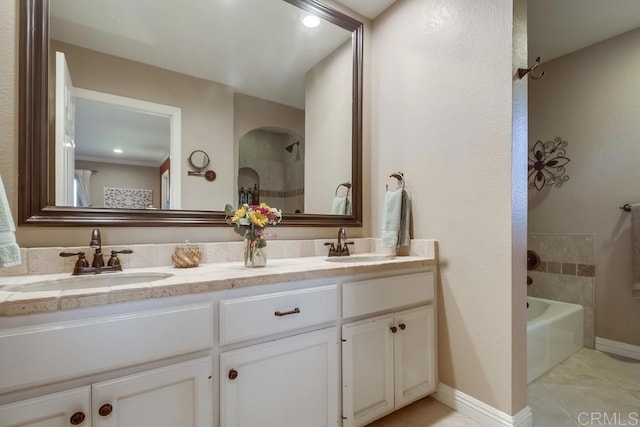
[238,128,305,214]
[19,0,363,226]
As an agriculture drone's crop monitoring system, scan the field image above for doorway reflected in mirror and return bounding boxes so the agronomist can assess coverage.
[239,128,304,214]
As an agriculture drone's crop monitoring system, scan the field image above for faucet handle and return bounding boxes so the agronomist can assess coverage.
[107,249,133,268]
[60,251,84,258]
[60,252,89,273]
[324,242,339,257]
[342,241,355,256]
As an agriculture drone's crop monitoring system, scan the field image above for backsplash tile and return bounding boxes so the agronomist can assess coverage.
[27,248,65,275]
[0,249,28,277]
[0,238,437,277]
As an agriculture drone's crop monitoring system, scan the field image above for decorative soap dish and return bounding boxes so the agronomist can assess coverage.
[172,241,202,268]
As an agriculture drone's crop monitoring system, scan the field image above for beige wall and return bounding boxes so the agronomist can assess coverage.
[304,41,353,213]
[528,27,640,347]
[371,0,527,415]
[75,160,160,208]
[51,40,234,212]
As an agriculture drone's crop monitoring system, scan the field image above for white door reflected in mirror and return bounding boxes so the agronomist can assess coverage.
[53,77,182,210]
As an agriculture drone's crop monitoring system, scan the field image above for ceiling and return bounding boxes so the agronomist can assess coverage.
[75,99,170,167]
[334,0,640,65]
[333,0,396,19]
[50,0,352,110]
[528,0,640,64]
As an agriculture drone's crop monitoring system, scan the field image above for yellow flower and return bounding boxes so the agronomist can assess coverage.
[248,210,268,227]
[231,207,246,222]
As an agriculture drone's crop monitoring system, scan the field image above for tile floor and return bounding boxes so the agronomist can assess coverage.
[365,349,640,426]
[528,349,640,427]
[368,396,480,426]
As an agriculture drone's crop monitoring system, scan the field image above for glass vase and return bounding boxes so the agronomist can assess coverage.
[244,238,267,268]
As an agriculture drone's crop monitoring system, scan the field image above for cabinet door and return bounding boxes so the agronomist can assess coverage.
[394,305,436,409]
[0,386,90,427]
[341,314,395,427]
[91,357,212,427]
[220,328,338,427]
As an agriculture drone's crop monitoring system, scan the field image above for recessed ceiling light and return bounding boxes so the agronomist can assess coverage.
[303,15,320,28]
[113,148,123,154]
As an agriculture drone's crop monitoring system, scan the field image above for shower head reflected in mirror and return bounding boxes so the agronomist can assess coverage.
[285,141,299,153]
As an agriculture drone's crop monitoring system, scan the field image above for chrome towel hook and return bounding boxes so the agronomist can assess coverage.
[517,57,545,80]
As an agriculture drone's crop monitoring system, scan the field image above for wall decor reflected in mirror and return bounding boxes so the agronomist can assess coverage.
[19,0,363,226]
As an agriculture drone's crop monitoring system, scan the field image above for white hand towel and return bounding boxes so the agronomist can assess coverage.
[331,196,348,215]
[398,190,411,247]
[0,175,21,268]
[381,189,403,248]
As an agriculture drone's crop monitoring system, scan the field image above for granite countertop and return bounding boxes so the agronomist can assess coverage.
[0,254,436,316]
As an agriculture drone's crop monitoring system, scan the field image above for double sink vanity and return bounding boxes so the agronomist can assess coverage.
[0,243,437,427]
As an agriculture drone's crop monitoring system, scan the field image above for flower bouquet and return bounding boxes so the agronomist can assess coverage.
[225,203,282,267]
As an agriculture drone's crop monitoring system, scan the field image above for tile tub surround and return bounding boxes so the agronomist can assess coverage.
[528,233,596,349]
[0,241,437,316]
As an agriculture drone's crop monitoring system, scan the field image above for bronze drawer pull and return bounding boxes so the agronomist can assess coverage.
[399,323,406,331]
[390,326,397,333]
[229,369,238,380]
[98,404,113,417]
[70,412,85,425]
[274,308,300,317]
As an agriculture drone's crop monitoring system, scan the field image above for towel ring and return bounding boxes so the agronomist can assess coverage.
[335,182,352,196]
[387,172,405,191]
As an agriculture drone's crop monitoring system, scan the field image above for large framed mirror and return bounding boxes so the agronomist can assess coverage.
[19,0,363,226]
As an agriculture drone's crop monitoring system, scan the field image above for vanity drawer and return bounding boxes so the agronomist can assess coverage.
[0,302,214,392]
[219,284,337,345]
[342,271,434,319]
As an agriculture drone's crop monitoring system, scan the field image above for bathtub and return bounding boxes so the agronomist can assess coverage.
[527,296,583,383]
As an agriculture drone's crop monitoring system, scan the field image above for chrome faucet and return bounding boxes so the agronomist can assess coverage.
[59,228,133,275]
[325,228,354,257]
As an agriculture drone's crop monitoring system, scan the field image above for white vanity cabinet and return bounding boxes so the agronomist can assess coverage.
[218,285,340,427]
[0,386,91,426]
[220,329,338,427]
[0,300,214,427]
[0,357,212,427]
[0,261,437,427]
[341,272,436,427]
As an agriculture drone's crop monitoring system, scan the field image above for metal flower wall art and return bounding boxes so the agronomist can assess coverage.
[528,137,571,191]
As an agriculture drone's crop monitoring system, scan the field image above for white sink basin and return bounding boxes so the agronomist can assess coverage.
[5,272,173,292]
[325,255,395,263]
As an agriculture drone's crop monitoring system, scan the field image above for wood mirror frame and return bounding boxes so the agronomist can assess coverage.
[18,0,363,227]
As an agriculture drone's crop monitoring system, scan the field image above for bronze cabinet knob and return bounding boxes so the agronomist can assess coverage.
[69,412,86,425]
[399,323,406,331]
[228,369,238,380]
[98,404,113,417]
[390,326,397,333]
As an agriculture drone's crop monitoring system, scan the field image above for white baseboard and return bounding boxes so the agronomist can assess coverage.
[595,337,640,361]
[434,383,533,427]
